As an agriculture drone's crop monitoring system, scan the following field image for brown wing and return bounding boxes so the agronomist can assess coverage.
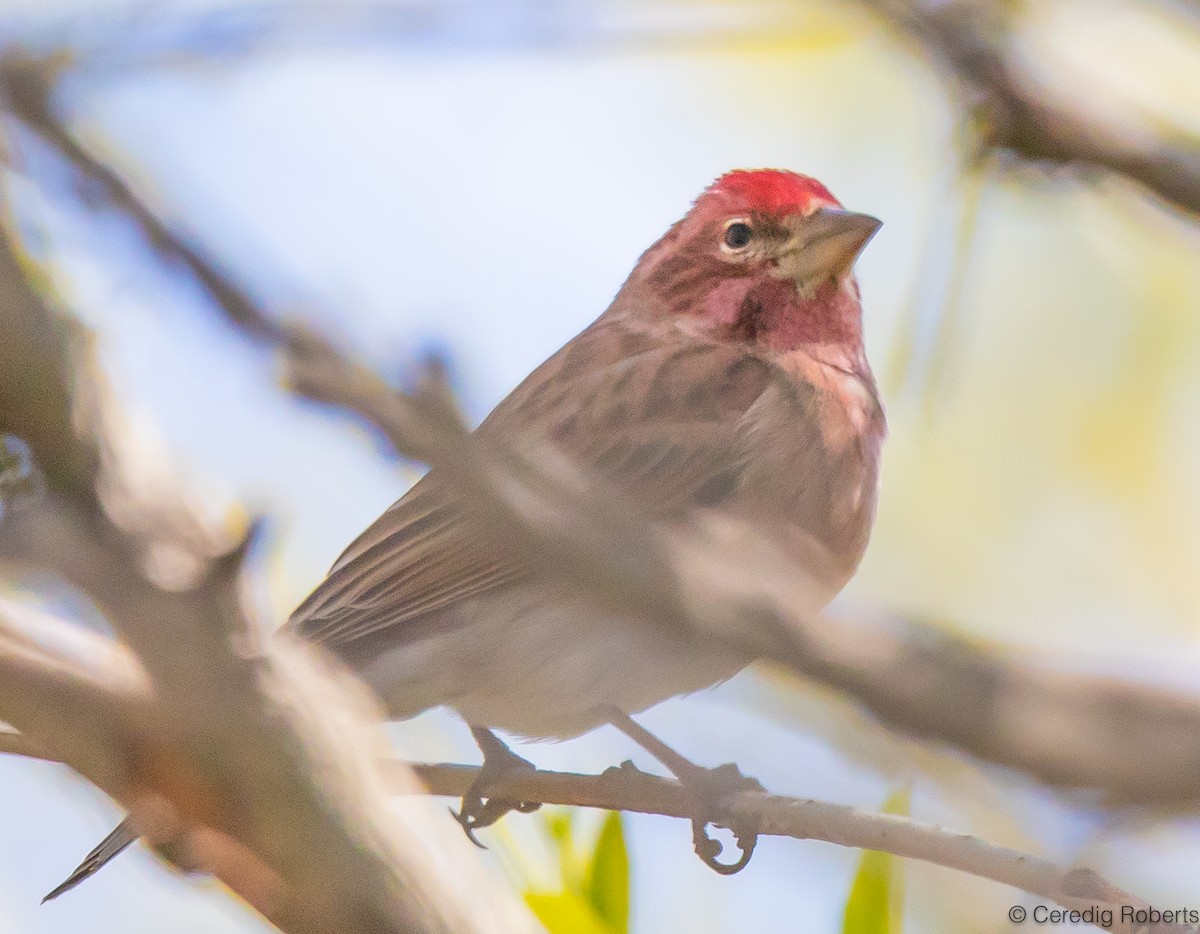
[288,319,797,650]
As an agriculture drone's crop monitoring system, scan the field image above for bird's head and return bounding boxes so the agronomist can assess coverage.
[625,169,880,357]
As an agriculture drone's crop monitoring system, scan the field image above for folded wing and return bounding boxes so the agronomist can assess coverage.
[288,319,804,651]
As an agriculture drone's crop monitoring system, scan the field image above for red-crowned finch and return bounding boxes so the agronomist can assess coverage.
[291,170,885,741]
[290,170,885,868]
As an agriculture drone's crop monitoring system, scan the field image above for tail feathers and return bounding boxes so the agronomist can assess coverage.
[43,818,138,903]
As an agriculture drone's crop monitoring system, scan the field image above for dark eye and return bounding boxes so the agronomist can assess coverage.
[723,221,753,251]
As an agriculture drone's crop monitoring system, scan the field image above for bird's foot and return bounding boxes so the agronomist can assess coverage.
[676,761,764,875]
[603,707,764,874]
[450,727,542,848]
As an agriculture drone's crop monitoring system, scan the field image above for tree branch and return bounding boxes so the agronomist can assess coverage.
[0,556,538,933]
[396,760,1187,934]
[858,0,1200,219]
[0,80,537,932]
[0,726,53,760]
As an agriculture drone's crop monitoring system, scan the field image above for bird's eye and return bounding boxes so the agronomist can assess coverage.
[722,220,753,252]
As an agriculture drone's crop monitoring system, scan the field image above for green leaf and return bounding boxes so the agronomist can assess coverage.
[543,809,583,891]
[525,892,612,934]
[582,811,630,934]
[524,809,630,934]
[841,788,911,934]
[546,809,575,853]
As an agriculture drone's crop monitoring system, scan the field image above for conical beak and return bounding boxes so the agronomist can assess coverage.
[778,207,881,285]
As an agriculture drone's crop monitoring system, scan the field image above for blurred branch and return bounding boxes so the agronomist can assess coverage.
[313,356,1200,809]
[859,0,1200,219]
[0,599,535,933]
[0,53,276,341]
[0,606,151,794]
[0,82,535,932]
[14,1,1200,220]
[8,48,1200,810]
[0,726,52,759]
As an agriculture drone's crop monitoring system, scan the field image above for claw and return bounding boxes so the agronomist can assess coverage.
[603,708,766,876]
[449,800,518,849]
[691,819,758,875]
[449,806,488,848]
[450,727,542,846]
[684,762,764,875]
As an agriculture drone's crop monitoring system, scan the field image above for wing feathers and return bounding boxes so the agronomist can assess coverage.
[289,321,789,650]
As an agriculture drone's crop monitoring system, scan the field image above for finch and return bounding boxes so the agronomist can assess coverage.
[49,170,885,895]
[289,169,885,740]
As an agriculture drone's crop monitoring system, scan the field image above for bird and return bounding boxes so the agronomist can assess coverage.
[47,169,885,896]
[288,168,887,867]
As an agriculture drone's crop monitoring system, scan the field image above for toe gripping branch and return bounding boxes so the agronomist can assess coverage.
[603,758,762,875]
[692,821,757,876]
[452,720,763,873]
[450,794,541,849]
[686,762,762,875]
[451,727,542,848]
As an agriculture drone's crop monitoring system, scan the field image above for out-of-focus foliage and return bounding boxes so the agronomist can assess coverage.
[582,809,629,932]
[523,810,630,934]
[841,788,910,934]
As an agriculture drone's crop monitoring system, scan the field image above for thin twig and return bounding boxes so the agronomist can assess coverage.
[397,761,1188,933]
